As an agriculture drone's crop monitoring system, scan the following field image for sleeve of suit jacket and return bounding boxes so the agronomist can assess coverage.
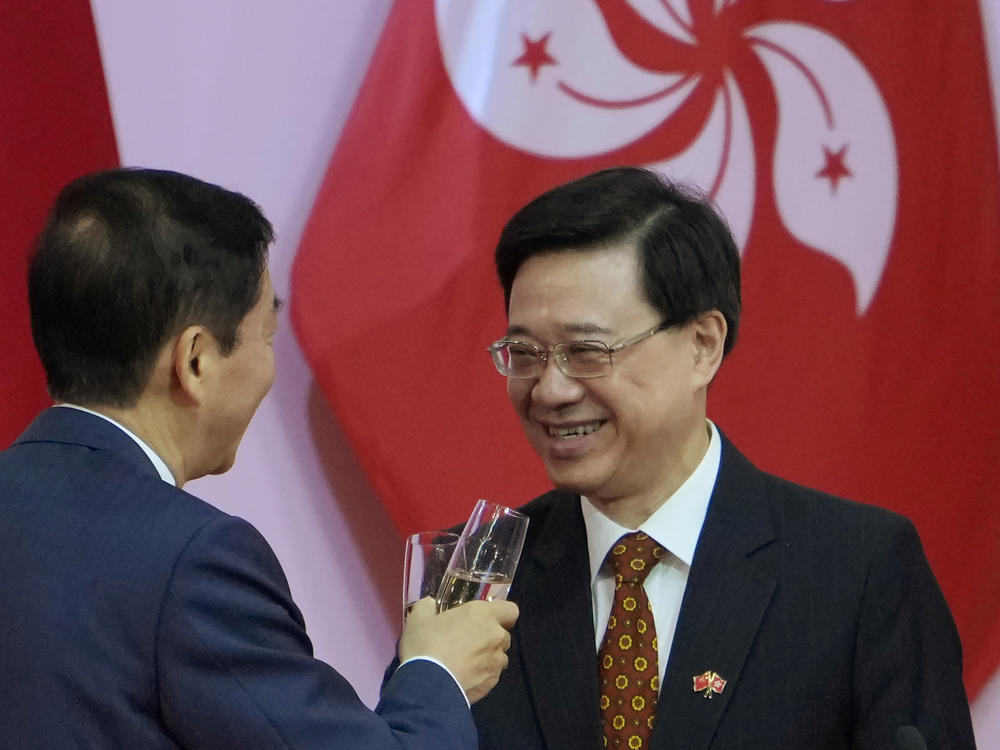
[155,514,476,749]
[849,516,975,748]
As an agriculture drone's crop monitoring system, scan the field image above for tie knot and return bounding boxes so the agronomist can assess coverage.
[606,532,663,584]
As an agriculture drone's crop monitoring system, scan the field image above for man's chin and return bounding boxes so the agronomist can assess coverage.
[207,453,237,477]
[543,463,602,497]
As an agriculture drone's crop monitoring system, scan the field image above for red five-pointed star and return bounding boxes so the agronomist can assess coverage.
[512,32,557,82]
[816,144,852,193]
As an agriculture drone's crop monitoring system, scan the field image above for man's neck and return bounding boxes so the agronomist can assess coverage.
[586,422,712,529]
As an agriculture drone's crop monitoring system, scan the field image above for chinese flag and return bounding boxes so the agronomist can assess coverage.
[0,0,119,446]
[293,1,1000,697]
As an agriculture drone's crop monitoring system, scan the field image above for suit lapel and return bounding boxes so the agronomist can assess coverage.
[515,493,604,750]
[651,439,777,750]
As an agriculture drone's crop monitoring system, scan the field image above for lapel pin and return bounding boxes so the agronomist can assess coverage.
[692,670,727,698]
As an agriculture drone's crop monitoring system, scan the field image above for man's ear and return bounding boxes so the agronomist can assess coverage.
[171,325,217,404]
[691,310,727,386]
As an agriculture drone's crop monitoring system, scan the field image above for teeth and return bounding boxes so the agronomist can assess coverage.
[548,422,601,438]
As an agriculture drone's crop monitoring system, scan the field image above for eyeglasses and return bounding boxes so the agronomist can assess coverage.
[488,322,672,379]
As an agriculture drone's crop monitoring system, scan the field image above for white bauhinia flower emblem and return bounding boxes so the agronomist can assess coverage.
[435,0,898,312]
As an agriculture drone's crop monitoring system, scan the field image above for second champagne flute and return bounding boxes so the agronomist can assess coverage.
[402,531,459,620]
[436,499,529,611]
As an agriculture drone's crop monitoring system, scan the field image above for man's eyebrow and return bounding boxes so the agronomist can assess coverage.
[504,322,614,338]
[563,322,614,335]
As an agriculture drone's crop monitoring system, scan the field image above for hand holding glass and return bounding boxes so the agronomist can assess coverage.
[436,499,529,612]
[402,531,459,620]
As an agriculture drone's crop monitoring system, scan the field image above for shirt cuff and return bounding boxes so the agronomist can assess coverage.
[399,656,471,708]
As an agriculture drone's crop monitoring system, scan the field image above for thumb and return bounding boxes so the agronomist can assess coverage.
[486,599,519,629]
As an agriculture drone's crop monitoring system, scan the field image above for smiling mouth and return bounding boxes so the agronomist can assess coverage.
[546,421,604,439]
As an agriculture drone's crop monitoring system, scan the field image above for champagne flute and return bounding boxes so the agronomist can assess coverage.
[402,531,459,620]
[436,499,528,612]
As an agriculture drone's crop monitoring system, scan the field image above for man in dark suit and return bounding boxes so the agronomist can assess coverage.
[0,168,517,749]
[473,167,975,748]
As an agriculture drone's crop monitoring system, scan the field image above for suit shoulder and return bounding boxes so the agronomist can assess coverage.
[741,465,922,568]
[719,438,910,527]
[1,432,259,561]
[134,482,277,574]
[719,436,917,547]
[760,470,912,532]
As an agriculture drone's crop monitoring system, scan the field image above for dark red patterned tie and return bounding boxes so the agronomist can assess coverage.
[598,532,664,749]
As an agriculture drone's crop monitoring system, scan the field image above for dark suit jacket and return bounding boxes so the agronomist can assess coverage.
[471,435,975,749]
[0,407,475,749]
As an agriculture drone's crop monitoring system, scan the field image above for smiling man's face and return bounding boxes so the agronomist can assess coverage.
[505,242,712,517]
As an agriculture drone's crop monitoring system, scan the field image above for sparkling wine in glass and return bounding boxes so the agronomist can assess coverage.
[436,499,528,612]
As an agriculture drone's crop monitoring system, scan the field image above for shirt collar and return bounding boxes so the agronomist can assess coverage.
[581,420,722,582]
[56,404,178,486]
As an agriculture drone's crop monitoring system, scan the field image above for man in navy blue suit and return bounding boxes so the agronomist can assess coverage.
[0,168,517,749]
[472,167,975,749]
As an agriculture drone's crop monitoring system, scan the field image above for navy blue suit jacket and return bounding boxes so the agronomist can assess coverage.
[0,407,475,749]
[471,435,976,749]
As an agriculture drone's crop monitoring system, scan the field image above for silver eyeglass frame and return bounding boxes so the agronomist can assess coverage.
[487,321,672,379]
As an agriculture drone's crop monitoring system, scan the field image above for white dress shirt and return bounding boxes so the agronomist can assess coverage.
[582,420,721,684]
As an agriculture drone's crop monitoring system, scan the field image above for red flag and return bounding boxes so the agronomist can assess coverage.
[0,0,119,446]
[293,0,1000,697]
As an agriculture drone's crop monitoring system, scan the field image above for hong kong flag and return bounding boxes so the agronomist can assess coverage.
[293,0,1000,698]
[0,0,119,447]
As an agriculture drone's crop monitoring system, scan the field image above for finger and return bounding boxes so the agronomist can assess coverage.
[406,596,437,620]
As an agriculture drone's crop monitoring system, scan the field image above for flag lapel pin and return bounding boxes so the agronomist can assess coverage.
[692,670,727,698]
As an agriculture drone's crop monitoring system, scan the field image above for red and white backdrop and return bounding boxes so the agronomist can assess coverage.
[3,0,999,740]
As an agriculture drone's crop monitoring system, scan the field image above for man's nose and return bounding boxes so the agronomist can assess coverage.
[530,355,584,406]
